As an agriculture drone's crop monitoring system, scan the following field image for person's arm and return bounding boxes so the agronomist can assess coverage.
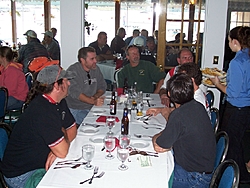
[79,89,105,106]
[210,77,227,94]
[152,132,171,153]
[153,79,164,94]
[98,54,115,61]
[146,107,164,116]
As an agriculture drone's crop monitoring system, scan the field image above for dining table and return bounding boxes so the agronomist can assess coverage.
[37,92,174,188]
[96,60,117,83]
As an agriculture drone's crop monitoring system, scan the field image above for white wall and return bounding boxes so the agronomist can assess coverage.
[60,0,85,69]
[202,0,229,108]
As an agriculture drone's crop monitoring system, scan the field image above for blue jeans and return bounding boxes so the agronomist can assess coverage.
[7,96,24,110]
[4,169,37,188]
[172,163,212,188]
[69,108,89,125]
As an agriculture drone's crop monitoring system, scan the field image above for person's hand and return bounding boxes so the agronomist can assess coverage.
[94,97,104,106]
[152,133,169,153]
[45,151,57,171]
[160,94,170,107]
[161,107,173,120]
[146,107,162,116]
[210,76,220,87]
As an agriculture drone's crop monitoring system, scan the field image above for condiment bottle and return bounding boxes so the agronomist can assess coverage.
[110,91,117,115]
[121,107,129,135]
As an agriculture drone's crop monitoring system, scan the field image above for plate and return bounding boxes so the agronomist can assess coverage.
[201,68,227,78]
[131,140,150,148]
[89,135,105,144]
[91,109,106,115]
[143,97,153,100]
[202,78,227,88]
[80,126,99,135]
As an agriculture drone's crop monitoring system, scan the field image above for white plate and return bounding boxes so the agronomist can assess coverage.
[202,78,226,88]
[91,109,106,115]
[143,97,153,100]
[89,135,105,144]
[131,140,150,148]
[80,126,99,135]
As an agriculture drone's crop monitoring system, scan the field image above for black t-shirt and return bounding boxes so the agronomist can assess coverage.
[156,100,216,172]
[89,41,111,56]
[0,95,75,178]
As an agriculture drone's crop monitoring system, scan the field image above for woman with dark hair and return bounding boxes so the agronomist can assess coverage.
[0,46,28,110]
[153,73,216,188]
[211,26,250,183]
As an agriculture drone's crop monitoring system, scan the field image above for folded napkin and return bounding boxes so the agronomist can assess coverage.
[106,137,120,152]
[96,116,120,123]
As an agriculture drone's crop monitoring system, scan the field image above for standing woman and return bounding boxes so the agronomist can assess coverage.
[0,46,28,110]
[211,26,250,182]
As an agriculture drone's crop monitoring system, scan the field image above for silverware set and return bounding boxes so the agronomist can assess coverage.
[79,166,105,184]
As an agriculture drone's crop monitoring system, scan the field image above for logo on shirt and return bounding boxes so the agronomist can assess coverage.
[139,69,145,75]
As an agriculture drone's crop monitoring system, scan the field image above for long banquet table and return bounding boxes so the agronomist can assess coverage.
[37,92,174,188]
[96,60,116,83]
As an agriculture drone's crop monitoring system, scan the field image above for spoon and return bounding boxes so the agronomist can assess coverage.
[54,163,86,169]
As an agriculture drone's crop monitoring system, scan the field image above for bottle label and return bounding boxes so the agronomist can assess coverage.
[110,105,115,114]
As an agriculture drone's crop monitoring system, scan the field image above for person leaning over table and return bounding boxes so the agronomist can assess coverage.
[152,73,216,188]
[0,65,77,188]
[210,26,250,183]
[117,45,165,93]
[147,62,210,120]
[66,47,107,126]
[88,31,114,62]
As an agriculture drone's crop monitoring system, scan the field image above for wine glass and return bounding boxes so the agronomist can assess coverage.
[119,134,131,149]
[82,144,95,170]
[104,135,116,160]
[106,116,116,135]
[117,147,129,171]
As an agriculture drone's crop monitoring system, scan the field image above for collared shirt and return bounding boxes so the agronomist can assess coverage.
[89,40,111,55]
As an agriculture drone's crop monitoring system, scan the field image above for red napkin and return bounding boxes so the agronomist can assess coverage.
[106,137,120,152]
[117,88,123,96]
[115,59,123,69]
[96,116,120,123]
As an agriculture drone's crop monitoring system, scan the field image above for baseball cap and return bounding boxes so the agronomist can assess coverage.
[133,36,146,47]
[42,31,53,38]
[23,30,37,38]
[37,65,75,85]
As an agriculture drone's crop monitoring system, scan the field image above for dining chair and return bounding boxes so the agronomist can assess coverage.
[25,72,34,90]
[209,159,239,188]
[206,90,214,108]
[211,107,219,134]
[214,131,229,170]
[114,68,123,88]
[0,87,8,123]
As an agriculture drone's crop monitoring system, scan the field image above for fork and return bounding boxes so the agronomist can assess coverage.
[56,156,82,164]
[134,134,153,138]
[89,166,99,184]
[79,171,105,184]
[141,125,162,130]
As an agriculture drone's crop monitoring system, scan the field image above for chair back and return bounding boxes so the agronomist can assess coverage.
[0,87,8,122]
[206,90,214,108]
[211,107,219,134]
[25,72,34,90]
[214,131,229,169]
[210,159,239,188]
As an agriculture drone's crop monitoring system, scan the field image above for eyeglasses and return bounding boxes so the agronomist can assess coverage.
[87,72,91,85]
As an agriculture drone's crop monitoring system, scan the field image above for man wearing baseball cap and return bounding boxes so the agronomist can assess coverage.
[0,65,77,188]
[17,29,49,73]
[42,30,60,61]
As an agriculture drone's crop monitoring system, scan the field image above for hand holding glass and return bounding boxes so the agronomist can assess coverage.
[104,135,116,160]
[82,144,95,170]
[117,147,129,171]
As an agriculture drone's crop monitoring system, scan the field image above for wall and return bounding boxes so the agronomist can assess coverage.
[202,0,229,108]
[60,0,85,69]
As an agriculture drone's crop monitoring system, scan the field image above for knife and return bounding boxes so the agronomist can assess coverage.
[82,123,103,128]
[147,100,151,107]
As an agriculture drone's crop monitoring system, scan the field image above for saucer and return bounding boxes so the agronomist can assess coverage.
[80,126,99,135]
[131,140,150,148]
[89,135,105,144]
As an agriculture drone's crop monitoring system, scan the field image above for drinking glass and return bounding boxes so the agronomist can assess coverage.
[104,135,116,160]
[117,147,129,171]
[82,144,95,170]
[119,134,131,149]
[106,116,116,135]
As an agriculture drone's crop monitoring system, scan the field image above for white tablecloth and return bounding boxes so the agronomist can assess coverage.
[37,93,174,188]
[97,60,116,83]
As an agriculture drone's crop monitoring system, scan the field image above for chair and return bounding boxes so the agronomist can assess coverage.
[210,159,239,188]
[206,90,214,108]
[25,72,34,90]
[0,87,8,123]
[214,131,229,169]
[211,107,219,134]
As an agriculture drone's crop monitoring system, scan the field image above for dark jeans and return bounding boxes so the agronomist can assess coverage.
[172,163,212,188]
[221,102,250,181]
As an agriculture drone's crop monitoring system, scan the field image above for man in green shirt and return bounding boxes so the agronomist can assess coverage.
[118,45,165,93]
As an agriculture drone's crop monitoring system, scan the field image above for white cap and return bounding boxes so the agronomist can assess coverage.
[133,36,146,47]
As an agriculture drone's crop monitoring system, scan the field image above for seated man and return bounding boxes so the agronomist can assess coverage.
[89,31,114,62]
[110,27,126,56]
[42,31,61,61]
[66,47,107,125]
[0,65,77,188]
[152,73,216,188]
[146,36,157,55]
[124,29,140,46]
[118,45,165,93]
[159,48,194,106]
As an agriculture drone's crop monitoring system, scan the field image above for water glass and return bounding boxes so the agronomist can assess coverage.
[82,144,95,170]
[104,135,116,160]
[106,116,116,135]
[119,134,131,149]
[117,147,129,171]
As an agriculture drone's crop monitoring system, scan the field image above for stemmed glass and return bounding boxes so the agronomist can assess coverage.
[106,116,116,135]
[104,135,116,160]
[82,144,95,170]
[119,134,131,149]
[117,147,129,171]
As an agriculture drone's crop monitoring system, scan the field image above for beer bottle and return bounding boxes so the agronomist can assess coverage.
[121,107,129,135]
[123,78,128,95]
[110,91,117,115]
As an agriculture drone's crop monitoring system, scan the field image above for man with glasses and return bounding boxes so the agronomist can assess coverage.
[66,47,107,126]
[159,48,194,106]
